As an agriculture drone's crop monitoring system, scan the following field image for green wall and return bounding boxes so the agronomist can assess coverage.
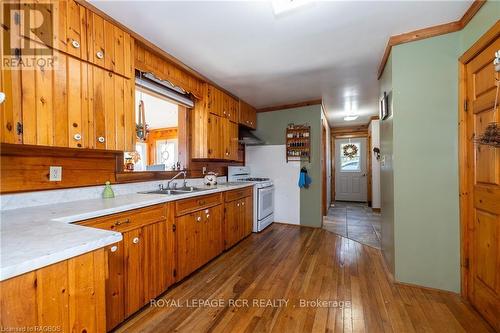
[254,105,323,227]
[379,3,499,292]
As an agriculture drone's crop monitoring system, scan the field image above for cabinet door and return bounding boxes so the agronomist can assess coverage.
[224,200,240,250]
[207,85,222,116]
[222,94,238,123]
[202,205,223,263]
[221,118,238,160]
[105,241,125,331]
[54,1,88,60]
[207,114,222,159]
[239,100,257,129]
[20,51,89,148]
[176,211,202,280]
[0,60,23,144]
[89,65,135,151]
[124,228,144,317]
[87,10,132,78]
[142,220,175,301]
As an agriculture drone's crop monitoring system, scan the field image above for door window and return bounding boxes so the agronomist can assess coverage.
[340,142,361,172]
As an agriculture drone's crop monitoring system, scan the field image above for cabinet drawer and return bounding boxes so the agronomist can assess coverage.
[175,193,222,216]
[78,204,167,232]
[225,187,253,202]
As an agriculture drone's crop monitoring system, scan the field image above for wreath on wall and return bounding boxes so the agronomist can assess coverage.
[343,144,358,159]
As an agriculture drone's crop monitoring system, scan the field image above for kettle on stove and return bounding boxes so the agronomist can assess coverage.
[204,172,218,186]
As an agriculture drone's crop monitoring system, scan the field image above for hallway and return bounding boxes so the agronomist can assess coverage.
[323,201,381,249]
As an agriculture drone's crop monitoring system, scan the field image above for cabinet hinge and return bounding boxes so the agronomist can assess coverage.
[173,269,177,277]
[16,122,23,135]
[464,100,468,112]
[172,224,176,232]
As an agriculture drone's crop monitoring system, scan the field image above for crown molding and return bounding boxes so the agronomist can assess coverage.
[377,0,486,79]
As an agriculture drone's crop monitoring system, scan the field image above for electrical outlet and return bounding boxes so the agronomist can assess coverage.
[49,166,62,182]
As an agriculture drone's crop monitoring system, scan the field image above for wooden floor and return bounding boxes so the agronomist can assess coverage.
[115,224,493,333]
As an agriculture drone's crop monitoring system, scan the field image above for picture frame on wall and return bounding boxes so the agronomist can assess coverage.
[380,91,390,120]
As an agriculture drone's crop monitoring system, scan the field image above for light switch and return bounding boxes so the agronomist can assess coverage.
[49,166,62,182]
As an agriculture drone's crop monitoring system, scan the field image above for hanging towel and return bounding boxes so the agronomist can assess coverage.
[298,167,312,188]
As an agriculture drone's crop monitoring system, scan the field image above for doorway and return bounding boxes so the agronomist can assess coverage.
[334,137,367,202]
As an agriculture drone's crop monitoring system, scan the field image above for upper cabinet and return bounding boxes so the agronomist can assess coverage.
[207,85,238,123]
[86,10,133,78]
[0,1,135,152]
[239,100,257,130]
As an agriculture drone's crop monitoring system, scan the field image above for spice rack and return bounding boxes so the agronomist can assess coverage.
[286,125,311,162]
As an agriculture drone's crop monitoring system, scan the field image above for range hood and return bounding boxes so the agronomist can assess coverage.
[239,127,264,145]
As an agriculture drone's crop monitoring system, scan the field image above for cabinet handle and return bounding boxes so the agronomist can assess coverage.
[73,133,82,141]
[242,202,245,206]
[132,237,139,244]
[114,218,130,226]
[196,216,202,222]
[96,50,104,59]
[110,245,118,252]
[237,203,240,207]
[71,40,80,49]
[98,136,105,143]
[206,214,210,219]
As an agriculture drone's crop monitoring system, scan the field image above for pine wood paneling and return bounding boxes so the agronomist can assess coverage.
[0,144,118,193]
[0,249,107,332]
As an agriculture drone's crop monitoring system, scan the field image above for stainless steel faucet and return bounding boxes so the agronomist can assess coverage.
[160,171,187,190]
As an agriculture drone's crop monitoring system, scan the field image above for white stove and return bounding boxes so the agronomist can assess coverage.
[228,166,274,232]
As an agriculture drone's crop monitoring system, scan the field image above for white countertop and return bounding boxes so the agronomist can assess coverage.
[0,183,253,281]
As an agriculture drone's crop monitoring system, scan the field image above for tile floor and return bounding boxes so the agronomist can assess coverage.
[323,201,381,249]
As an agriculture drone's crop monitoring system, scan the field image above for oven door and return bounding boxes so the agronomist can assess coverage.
[257,185,274,221]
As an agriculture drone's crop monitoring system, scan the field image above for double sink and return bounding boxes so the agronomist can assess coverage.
[140,186,212,196]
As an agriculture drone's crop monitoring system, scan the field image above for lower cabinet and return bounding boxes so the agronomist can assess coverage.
[78,203,174,331]
[176,204,223,280]
[224,188,253,250]
[0,249,107,332]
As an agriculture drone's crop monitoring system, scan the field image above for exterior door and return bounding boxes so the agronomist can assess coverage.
[464,34,500,330]
[335,138,367,202]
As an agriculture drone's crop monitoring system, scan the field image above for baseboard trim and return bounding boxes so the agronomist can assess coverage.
[394,281,460,297]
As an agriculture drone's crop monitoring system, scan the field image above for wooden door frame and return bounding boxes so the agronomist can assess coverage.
[331,125,369,204]
[458,21,500,298]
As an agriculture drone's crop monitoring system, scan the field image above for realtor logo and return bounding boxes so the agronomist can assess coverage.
[2,0,55,69]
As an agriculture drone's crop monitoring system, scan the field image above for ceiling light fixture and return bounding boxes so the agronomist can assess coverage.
[272,0,313,15]
[344,115,359,121]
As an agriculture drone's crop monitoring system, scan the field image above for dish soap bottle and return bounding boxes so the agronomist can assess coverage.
[103,181,115,199]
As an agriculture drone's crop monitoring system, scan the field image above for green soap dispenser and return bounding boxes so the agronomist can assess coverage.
[103,181,115,199]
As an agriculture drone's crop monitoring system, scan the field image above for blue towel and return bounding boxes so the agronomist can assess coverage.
[298,170,312,188]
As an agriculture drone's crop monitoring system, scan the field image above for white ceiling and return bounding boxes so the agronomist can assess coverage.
[135,90,178,129]
[92,0,471,127]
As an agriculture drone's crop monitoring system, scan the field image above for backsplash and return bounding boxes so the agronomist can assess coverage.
[0,177,227,211]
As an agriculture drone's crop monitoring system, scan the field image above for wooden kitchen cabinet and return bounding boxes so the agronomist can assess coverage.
[191,91,239,161]
[78,203,174,330]
[239,100,257,130]
[176,194,224,280]
[88,64,135,151]
[207,84,223,117]
[0,249,107,333]
[224,187,253,249]
[86,10,133,78]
